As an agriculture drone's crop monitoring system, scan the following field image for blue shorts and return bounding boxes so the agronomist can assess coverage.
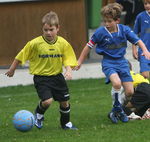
[138,53,150,73]
[140,62,150,73]
[102,58,133,84]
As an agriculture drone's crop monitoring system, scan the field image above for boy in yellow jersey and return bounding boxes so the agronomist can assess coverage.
[124,70,150,118]
[111,71,149,105]
[112,61,150,118]
[5,11,78,130]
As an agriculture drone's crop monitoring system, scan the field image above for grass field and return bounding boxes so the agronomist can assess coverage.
[0,78,150,142]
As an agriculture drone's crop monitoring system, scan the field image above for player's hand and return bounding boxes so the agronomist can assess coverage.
[5,70,15,77]
[64,71,72,80]
[73,65,81,71]
[73,61,82,71]
[141,51,150,60]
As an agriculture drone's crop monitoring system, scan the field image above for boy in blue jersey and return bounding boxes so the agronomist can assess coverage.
[75,3,150,123]
[5,11,78,130]
[132,0,150,79]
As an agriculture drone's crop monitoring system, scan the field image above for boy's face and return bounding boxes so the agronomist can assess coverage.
[103,17,119,32]
[42,24,59,42]
[144,0,150,13]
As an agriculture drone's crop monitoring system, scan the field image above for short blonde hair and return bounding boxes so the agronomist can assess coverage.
[42,11,59,27]
[101,3,123,20]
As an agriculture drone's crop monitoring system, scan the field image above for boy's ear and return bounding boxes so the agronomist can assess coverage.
[57,25,60,31]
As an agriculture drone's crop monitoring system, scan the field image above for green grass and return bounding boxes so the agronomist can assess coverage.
[0,78,150,142]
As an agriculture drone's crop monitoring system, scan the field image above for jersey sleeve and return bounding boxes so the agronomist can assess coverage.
[133,14,141,35]
[125,26,140,44]
[62,41,78,67]
[87,39,96,49]
[87,29,100,48]
[15,41,33,65]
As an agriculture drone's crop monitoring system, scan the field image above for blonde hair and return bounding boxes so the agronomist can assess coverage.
[101,3,123,20]
[42,11,59,27]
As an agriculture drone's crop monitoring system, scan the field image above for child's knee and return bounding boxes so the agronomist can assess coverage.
[125,89,134,97]
[112,82,122,90]
[42,98,53,108]
[60,101,69,108]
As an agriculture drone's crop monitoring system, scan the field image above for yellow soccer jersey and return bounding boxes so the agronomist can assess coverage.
[15,36,78,76]
[130,71,149,88]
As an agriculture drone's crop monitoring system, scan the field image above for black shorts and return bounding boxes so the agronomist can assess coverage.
[130,83,150,116]
[33,73,69,102]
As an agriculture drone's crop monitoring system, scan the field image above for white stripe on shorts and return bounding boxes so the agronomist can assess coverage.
[64,94,70,97]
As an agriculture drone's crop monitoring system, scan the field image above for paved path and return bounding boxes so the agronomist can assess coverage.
[0,54,139,87]
[0,62,103,87]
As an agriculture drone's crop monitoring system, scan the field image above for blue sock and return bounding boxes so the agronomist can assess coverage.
[114,93,121,107]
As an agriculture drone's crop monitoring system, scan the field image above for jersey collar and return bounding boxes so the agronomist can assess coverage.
[42,36,58,45]
[104,24,120,38]
[146,11,150,17]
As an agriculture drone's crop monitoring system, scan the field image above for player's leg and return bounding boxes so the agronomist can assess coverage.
[108,73,122,123]
[122,81,134,99]
[52,73,77,130]
[110,73,122,106]
[116,81,134,122]
[111,86,126,106]
[59,101,70,129]
[109,75,130,123]
[59,101,78,130]
[103,61,129,123]
[35,98,53,128]
[33,75,53,129]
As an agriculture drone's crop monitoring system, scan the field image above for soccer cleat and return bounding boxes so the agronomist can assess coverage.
[117,110,129,122]
[112,93,129,123]
[34,113,44,129]
[62,122,78,130]
[112,106,129,123]
[108,111,118,123]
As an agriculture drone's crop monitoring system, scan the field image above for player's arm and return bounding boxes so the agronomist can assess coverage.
[132,44,138,60]
[75,45,91,70]
[5,59,21,77]
[137,40,150,60]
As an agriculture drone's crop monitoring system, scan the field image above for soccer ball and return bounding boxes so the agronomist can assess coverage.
[13,110,35,132]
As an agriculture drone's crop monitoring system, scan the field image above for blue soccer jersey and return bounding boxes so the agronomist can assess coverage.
[87,24,140,83]
[134,11,150,63]
[87,24,140,59]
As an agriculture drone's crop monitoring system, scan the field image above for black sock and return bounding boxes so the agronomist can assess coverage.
[35,101,49,114]
[59,104,70,127]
